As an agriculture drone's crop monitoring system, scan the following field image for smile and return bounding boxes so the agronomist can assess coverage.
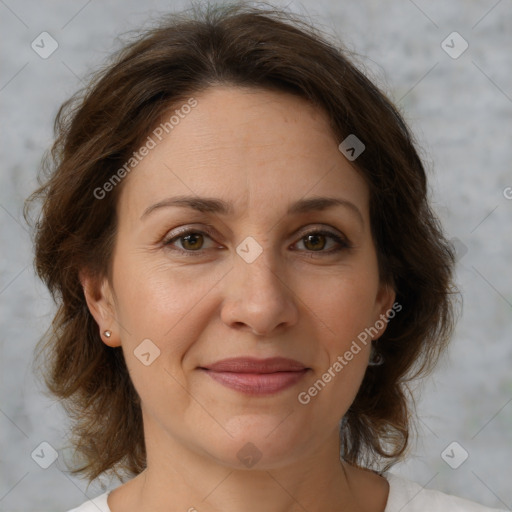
[199,368,309,395]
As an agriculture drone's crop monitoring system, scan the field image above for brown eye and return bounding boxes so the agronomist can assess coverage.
[180,233,204,251]
[303,233,327,251]
[294,229,350,253]
[163,229,217,254]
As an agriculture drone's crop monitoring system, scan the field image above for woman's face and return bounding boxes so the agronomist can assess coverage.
[86,85,395,469]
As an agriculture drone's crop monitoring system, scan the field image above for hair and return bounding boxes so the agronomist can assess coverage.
[24,0,459,484]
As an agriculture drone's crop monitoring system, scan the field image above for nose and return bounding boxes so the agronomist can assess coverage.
[220,246,299,337]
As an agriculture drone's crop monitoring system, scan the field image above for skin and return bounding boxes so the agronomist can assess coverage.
[82,85,395,512]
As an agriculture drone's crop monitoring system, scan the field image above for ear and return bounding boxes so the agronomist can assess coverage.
[79,269,121,347]
[372,280,397,340]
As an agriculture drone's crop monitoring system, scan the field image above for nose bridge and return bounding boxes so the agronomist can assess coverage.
[221,236,299,335]
[239,241,282,297]
[237,235,285,301]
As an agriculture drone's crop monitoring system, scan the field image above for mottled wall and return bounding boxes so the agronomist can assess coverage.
[1,1,510,510]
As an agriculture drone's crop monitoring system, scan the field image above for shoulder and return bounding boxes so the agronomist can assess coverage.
[65,491,111,512]
[384,472,507,512]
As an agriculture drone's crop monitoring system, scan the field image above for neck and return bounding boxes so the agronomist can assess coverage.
[117,429,369,512]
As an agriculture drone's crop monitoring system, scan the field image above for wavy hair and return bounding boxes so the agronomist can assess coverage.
[24,0,459,484]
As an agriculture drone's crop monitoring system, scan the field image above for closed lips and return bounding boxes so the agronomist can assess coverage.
[201,357,308,373]
[199,357,310,395]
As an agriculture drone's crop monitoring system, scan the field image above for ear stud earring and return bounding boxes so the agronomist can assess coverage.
[368,342,384,366]
[103,330,112,338]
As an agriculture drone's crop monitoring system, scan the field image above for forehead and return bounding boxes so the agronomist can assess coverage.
[116,85,369,222]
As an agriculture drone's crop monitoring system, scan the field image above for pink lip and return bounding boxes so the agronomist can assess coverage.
[199,357,309,396]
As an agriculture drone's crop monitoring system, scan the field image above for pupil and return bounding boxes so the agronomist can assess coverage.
[184,234,202,249]
[306,234,325,250]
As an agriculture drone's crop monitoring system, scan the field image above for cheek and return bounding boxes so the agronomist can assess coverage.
[111,258,210,418]
[297,266,379,414]
[110,253,231,412]
[303,268,380,346]
[112,252,224,340]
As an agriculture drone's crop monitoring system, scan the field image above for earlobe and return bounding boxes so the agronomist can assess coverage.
[79,270,121,347]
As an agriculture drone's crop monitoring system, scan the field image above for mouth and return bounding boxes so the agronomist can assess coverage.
[198,357,310,396]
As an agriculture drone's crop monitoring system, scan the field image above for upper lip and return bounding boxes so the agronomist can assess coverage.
[201,357,308,373]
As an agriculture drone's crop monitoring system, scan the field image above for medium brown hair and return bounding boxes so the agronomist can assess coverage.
[24,0,459,484]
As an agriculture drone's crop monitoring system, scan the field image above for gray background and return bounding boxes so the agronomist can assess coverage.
[1,0,511,510]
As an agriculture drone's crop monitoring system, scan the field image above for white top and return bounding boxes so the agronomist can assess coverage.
[66,472,507,511]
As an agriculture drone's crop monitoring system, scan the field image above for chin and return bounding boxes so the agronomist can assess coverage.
[204,415,311,470]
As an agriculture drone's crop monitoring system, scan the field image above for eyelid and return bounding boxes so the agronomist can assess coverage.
[162,224,352,255]
[295,227,351,249]
[162,224,220,249]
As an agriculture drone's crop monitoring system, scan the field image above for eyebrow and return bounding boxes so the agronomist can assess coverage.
[140,195,364,225]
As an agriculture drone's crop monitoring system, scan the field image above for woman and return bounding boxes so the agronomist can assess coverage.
[24,2,505,511]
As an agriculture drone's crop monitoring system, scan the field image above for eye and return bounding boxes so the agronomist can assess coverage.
[163,229,217,254]
[162,226,351,257]
[293,229,351,253]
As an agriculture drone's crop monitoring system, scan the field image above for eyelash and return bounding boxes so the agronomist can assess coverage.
[162,226,351,257]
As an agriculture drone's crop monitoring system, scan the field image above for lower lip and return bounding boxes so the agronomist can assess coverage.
[200,369,309,395]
